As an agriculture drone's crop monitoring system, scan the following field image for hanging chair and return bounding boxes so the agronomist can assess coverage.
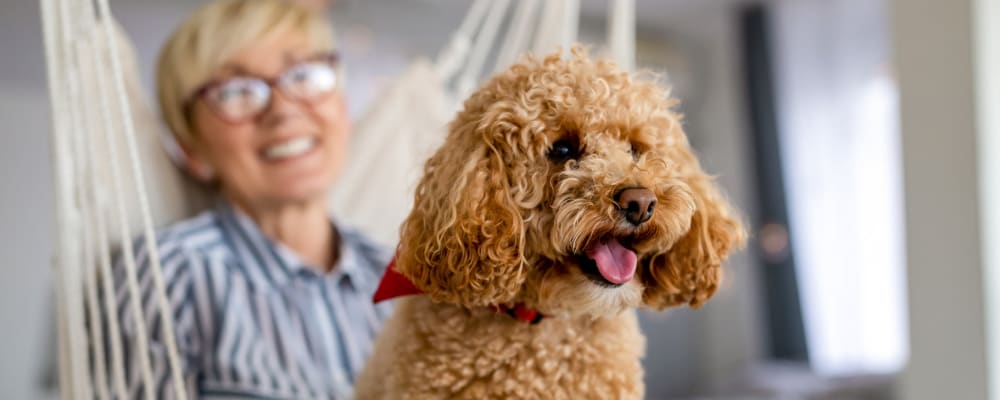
[40,0,636,398]
[332,0,636,246]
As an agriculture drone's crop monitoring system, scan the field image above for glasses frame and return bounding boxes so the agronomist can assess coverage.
[185,52,340,124]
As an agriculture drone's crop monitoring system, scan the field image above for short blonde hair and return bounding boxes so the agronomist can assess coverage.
[157,0,335,146]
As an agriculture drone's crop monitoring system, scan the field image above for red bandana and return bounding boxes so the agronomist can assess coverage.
[372,257,422,303]
[372,256,544,324]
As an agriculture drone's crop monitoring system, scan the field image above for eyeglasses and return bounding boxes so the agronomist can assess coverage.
[187,53,340,123]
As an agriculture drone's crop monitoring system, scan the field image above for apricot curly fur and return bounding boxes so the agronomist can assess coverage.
[356,48,746,399]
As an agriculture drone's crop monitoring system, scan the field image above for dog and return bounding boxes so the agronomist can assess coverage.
[355,48,745,399]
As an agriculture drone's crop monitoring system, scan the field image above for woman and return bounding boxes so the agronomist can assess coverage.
[109,0,390,398]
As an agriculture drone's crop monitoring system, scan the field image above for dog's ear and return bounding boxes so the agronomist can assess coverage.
[643,161,746,310]
[395,118,526,307]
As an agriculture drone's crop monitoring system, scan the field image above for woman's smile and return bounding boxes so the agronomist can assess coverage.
[260,136,318,161]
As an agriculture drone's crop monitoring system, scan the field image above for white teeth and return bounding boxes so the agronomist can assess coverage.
[264,137,315,160]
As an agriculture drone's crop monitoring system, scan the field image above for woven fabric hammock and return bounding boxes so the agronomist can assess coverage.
[40,0,635,398]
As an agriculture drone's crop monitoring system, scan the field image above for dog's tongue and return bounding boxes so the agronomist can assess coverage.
[585,238,637,284]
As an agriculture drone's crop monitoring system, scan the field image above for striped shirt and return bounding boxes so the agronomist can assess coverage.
[102,201,393,399]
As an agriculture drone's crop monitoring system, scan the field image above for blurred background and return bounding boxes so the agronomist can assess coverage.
[1,0,995,398]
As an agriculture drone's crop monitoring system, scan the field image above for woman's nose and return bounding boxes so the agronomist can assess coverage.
[258,89,305,128]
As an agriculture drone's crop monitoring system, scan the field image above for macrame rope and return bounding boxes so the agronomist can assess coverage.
[532,0,561,55]
[457,0,511,97]
[559,0,581,51]
[608,0,636,71]
[494,0,540,72]
[88,24,158,400]
[64,10,117,400]
[93,188,131,400]
[73,35,111,400]
[94,0,190,396]
[41,0,189,397]
[39,0,76,397]
[78,29,130,400]
[55,0,96,396]
[434,0,490,83]
[341,0,492,197]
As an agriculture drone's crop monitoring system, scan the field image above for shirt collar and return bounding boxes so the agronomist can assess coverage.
[216,200,370,288]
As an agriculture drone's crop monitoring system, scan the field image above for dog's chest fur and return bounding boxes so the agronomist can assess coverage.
[355,297,646,399]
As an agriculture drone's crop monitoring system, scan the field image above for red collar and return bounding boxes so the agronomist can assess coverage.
[372,256,544,324]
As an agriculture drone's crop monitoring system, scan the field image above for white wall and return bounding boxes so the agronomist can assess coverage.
[0,1,60,398]
[894,0,991,398]
[773,0,908,376]
[976,0,1000,397]
[0,89,59,400]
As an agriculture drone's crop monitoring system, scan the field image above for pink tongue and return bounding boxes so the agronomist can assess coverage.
[585,238,637,284]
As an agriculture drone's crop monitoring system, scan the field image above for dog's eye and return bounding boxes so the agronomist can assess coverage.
[548,138,580,162]
[629,142,650,161]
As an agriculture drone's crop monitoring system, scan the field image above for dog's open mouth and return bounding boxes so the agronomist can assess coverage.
[577,236,638,287]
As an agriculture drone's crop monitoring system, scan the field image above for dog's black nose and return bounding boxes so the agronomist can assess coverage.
[615,187,656,225]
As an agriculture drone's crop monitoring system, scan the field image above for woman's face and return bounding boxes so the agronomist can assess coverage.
[187,30,349,209]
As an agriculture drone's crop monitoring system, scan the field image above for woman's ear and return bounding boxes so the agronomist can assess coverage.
[642,168,746,310]
[180,143,216,182]
[395,120,527,307]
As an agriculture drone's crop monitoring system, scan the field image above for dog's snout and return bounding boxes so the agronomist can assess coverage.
[615,187,656,225]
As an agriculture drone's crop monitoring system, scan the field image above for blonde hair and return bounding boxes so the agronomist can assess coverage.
[156,0,335,147]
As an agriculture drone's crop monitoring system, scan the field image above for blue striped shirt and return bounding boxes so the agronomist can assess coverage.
[104,201,393,399]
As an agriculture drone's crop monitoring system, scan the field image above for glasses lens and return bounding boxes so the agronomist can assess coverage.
[207,77,270,121]
[280,62,338,101]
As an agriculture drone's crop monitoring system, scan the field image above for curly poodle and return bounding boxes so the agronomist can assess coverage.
[355,48,745,399]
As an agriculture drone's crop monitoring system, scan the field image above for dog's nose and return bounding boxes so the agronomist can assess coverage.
[615,187,657,225]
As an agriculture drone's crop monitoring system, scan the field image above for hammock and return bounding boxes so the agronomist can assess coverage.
[41,0,635,398]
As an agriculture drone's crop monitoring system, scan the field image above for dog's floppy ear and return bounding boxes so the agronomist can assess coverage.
[643,158,746,310]
[395,117,526,307]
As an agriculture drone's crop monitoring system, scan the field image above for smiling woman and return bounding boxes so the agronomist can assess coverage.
[99,0,393,398]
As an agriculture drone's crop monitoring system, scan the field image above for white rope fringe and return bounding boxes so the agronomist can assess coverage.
[39,0,75,394]
[494,0,540,72]
[434,0,490,84]
[457,0,511,98]
[54,0,95,396]
[94,0,189,395]
[74,37,111,400]
[41,0,188,397]
[608,0,636,71]
[78,32,130,400]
